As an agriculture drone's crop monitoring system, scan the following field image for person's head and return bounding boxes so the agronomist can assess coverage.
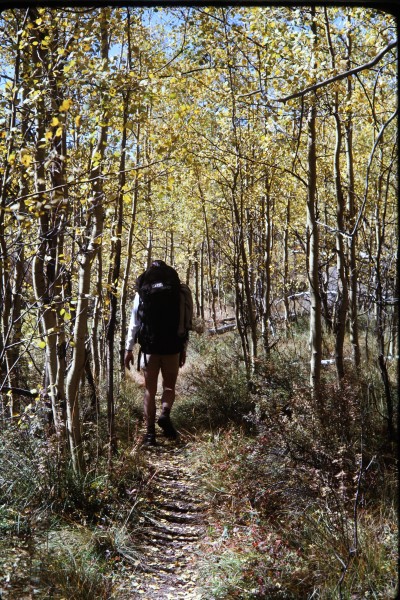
[136,259,179,289]
[151,260,167,268]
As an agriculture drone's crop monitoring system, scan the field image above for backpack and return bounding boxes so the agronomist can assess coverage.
[135,262,192,356]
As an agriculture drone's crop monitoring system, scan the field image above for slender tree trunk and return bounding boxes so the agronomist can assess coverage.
[65,7,110,474]
[261,176,273,353]
[333,112,349,382]
[31,87,61,431]
[91,284,102,384]
[344,24,361,369]
[119,127,140,369]
[146,228,153,268]
[120,8,140,370]
[232,183,257,374]
[106,91,129,458]
[194,250,201,318]
[222,11,257,375]
[307,100,322,393]
[200,242,205,320]
[1,29,26,416]
[374,149,395,441]
[65,252,91,475]
[198,178,217,331]
[325,10,349,382]
[282,200,291,332]
[306,9,322,395]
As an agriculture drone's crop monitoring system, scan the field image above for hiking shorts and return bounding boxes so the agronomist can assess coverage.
[140,353,180,376]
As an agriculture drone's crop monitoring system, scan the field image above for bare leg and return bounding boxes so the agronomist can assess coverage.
[160,370,178,414]
[157,358,180,439]
[143,366,159,432]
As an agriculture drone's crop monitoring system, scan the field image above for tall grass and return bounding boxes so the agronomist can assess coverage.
[0,407,147,598]
[35,545,112,600]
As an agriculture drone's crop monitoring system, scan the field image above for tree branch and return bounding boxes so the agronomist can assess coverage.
[274,40,397,103]
[240,40,397,102]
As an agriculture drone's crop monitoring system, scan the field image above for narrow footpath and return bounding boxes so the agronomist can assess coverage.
[115,439,209,599]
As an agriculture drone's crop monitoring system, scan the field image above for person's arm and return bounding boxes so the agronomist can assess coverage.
[124,294,140,370]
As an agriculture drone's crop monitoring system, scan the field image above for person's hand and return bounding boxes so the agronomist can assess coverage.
[125,350,134,370]
[179,351,186,367]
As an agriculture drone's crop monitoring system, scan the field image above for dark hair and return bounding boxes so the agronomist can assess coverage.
[151,260,167,268]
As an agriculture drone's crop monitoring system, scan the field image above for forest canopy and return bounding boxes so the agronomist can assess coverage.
[0,5,397,471]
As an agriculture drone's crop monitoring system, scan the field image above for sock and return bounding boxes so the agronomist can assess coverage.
[161,406,170,417]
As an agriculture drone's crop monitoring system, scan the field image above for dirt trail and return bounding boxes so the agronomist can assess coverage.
[115,439,209,599]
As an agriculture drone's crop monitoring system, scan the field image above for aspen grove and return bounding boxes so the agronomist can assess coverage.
[0,7,397,465]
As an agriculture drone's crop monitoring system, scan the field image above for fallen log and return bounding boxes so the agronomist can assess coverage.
[208,323,236,335]
[0,386,37,398]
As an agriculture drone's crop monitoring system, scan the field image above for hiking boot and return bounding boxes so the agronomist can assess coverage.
[157,414,177,439]
[141,432,157,447]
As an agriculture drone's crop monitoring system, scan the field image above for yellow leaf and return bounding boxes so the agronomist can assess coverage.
[45,131,53,140]
[51,117,60,126]
[20,152,32,167]
[38,340,46,349]
[55,126,63,137]
[75,115,82,127]
[59,98,72,112]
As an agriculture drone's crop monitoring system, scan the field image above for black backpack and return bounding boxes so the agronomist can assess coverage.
[135,261,185,356]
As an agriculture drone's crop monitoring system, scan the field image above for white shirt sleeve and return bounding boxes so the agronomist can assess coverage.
[125,293,141,351]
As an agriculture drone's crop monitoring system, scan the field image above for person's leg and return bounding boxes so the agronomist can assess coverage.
[142,355,161,437]
[157,354,180,438]
[160,353,180,412]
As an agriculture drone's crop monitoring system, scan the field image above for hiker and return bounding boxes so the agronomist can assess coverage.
[124,260,193,446]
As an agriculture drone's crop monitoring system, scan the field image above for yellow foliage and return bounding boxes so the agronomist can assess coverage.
[20,152,33,167]
[59,98,73,112]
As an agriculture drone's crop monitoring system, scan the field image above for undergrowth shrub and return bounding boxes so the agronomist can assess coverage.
[116,379,145,444]
[175,341,254,432]
[0,425,146,528]
[192,341,397,599]
[196,426,397,599]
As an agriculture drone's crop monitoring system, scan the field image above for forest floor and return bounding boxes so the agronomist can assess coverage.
[0,433,211,600]
[0,335,398,599]
[113,437,209,599]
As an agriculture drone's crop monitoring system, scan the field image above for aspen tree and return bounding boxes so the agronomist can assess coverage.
[344,20,361,369]
[306,8,322,394]
[65,8,110,474]
[324,8,349,383]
